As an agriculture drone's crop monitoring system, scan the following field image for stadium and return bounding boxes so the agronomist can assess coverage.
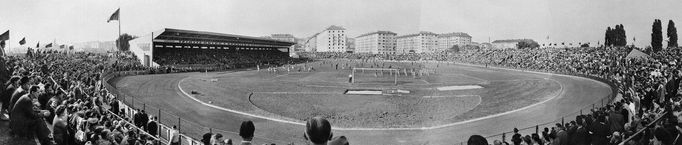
[1,29,679,145]
[96,29,614,144]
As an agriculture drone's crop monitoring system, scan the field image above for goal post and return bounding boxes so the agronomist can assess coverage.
[351,68,399,85]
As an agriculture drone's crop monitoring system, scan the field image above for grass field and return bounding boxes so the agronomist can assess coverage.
[179,60,562,128]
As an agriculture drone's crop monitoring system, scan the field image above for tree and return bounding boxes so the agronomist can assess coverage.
[605,27,612,46]
[516,39,539,49]
[652,19,663,52]
[116,33,138,51]
[668,20,678,48]
[605,25,628,47]
[447,45,461,52]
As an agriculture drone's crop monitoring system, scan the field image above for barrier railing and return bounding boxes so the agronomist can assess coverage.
[102,70,305,145]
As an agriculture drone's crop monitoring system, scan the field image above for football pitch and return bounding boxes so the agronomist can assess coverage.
[111,60,612,144]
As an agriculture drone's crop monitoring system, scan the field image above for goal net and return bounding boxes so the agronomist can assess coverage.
[351,68,399,85]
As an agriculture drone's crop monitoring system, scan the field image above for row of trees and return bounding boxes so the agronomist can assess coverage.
[651,19,678,52]
[605,24,627,46]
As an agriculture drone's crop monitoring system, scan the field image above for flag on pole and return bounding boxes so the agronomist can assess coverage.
[59,44,65,48]
[107,8,120,23]
[19,37,26,45]
[0,30,8,41]
[46,43,53,48]
[69,45,74,50]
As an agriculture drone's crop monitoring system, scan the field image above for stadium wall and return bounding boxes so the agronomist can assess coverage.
[129,30,163,67]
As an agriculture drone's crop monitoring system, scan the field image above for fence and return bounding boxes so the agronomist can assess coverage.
[101,70,305,145]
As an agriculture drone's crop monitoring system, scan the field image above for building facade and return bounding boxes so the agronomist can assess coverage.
[354,31,397,54]
[304,25,347,52]
[437,32,472,52]
[396,31,438,54]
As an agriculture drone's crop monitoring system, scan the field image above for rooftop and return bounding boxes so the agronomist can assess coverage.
[356,31,397,38]
[325,25,346,31]
[396,31,437,39]
[438,32,472,38]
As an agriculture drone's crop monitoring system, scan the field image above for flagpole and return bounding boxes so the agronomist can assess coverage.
[118,7,121,51]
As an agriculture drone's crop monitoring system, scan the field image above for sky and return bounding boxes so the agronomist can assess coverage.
[1,0,681,51]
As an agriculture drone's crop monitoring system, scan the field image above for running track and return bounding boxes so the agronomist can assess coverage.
[111,64,612,144]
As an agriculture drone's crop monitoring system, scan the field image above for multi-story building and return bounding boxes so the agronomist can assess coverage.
[354,31,397,54]
[346,38,355,53]
[396,31,438,54]
[303,25,347,52]
[437,32,472,52]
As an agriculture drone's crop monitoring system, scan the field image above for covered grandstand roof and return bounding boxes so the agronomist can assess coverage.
[152,28,296,47]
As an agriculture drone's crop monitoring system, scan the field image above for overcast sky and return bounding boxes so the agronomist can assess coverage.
[1,0,681,49]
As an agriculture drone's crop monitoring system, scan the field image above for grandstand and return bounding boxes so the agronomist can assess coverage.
[129,28,296,68]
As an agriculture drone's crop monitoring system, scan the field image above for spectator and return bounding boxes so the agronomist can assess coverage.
[304,117,335,145]
[240,120,255,145]
[591,115,610,145]
[169,125,180,145]
[511,128,522,145]
[554,123,568,145]
[202,132,213,145]
[467,135,488,145]
[147,116,158,137]
[1,76,20,120]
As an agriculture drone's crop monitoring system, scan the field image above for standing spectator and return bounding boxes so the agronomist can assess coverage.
[0,76,20,120]
[9,76,30,113]
[573,117,589,145]
[554,123,568,145]
[590,115,610,145]
[147,116,158,137]
[511,128,522,145]
[169,125,180,145]
[11,86,52,144]
[608,105,625,132]
[240,120,255,145]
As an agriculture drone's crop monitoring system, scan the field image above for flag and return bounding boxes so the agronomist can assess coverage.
[19,37,25,45]
[69,45,74,50]
[0,30,8,41]
[59,44,65,48]
[46,43,52,48]
[36,42,40,48]
[107,8,120,23]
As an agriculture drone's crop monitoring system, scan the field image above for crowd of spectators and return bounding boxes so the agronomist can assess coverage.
[0,49,348,145]
[5,45,682,145]
[0,50,163,145]
[153,48,301,70]
[303,47,682,145]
